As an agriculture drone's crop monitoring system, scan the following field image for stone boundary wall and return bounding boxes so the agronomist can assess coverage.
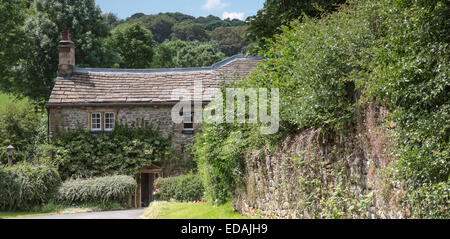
[233,103,409,219]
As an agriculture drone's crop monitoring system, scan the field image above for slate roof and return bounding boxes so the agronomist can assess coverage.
[48,55,261,106]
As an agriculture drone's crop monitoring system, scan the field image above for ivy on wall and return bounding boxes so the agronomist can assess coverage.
[52,125,175,180]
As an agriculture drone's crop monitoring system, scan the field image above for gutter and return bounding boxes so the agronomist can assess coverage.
[46,101,211,108]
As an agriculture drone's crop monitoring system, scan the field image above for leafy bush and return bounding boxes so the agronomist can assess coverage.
[57,175,136,205]
[154,174,204,202]
[360,0,449,219]
[0,163,61,210]
[0,103,47,164]
[154,176,179,201]
[52,125,175,180]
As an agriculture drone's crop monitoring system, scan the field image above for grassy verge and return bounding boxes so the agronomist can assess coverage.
[143,201,258,219]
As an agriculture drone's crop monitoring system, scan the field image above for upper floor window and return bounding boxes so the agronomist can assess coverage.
[91,112,102,132]
[104,112,115,131]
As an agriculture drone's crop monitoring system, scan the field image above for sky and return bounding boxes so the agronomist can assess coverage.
[95,0,266,20]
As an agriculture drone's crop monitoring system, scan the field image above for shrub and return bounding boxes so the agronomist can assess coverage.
[154,176,179,201]
[154,174,204,202]
[57,175,136,206]
[0,163,61,211]
[0,103,47,164]
[52,125,175,180]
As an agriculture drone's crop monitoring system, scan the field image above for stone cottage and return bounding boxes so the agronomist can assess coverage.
[47,31,260,207]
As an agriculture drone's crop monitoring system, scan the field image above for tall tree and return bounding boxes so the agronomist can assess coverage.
[108,23,155,69]
[18,0,117,100]
[0,0,28,96]
[246,0,346,48]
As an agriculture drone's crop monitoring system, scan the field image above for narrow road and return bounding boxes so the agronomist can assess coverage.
[15,208,146,219]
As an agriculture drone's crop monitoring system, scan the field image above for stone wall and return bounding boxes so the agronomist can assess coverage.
[233,103,409,219]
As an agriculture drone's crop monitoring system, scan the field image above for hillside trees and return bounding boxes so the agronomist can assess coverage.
[152,40,225,68]
[107,23,155,68]
[140,15,176,43]
[171,20,210,42]
[115,12,246,53]
[210,26,247,56]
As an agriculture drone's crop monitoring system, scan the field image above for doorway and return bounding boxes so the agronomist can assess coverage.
[140,173,155,207]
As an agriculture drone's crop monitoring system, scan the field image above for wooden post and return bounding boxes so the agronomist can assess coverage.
[128,194,133,208]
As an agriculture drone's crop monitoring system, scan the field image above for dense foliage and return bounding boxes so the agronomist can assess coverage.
[152,40,225,68]
[194,0,449,218]
[0,162,61,210]
[57,175,136,206]
[120,12,244,43]
[18,0,117,100]
[171,20,210,42]
[245,0,346,49]
[0,103,47,164]
[52,125,175,180]
[0,0,28,95]
[210,26,247,56]
[107,23,155,68]
[154,174,204,202]
[362,0,449,218]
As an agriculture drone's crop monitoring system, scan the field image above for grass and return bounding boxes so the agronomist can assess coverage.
[0,93,28,109]
[143,201,258,219]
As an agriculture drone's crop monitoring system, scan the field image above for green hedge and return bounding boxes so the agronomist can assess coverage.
[57,175,136,205]
[154,174,204,202]
[0,163,61,211]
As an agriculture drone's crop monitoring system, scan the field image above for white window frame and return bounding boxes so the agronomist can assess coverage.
[104,112,115,131]
[91,112,102,132]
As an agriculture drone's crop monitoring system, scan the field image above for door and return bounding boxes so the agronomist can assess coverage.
[140,173,155,207]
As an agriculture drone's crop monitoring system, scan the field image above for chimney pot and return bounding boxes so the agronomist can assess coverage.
[61,29,71,41]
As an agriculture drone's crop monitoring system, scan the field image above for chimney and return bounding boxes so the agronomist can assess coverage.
[58,29,75,75]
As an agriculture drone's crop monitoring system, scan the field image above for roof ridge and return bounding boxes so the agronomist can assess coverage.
[73,54,261,75]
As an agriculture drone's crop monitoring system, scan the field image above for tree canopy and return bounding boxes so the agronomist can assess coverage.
[152,40,225,68]
[171,20,210,42]
[16,0,116,100]
[245,0,346,48]
[107,23,155,69]
[0,0,28,97]
[210,26,247,56]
